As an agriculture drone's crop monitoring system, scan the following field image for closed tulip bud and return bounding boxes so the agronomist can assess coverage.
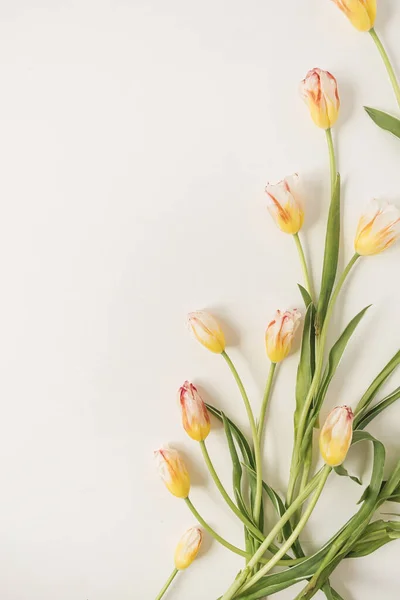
[331,0,376,32]
[319,406,354,467]
[154,447,190,498]
[355,199,400,256]
[265,174,304,234]
[300,68,340,129]
[265,309,301,363]
[178,381,211,442]
[187,311,226,354]
[174,527,203,570]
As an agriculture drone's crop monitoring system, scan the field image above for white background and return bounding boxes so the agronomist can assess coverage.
[0,1,400,599]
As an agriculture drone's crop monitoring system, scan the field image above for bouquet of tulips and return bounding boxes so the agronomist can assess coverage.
[153,2,400,599]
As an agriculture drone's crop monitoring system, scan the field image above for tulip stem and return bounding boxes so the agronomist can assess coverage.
[199,440,264,542]
[221,351,263,525]
[220,467,330,600]
[370,28,400,108]
[183,497,303,566]
[293,233,314,301]
[325,128,336,193]
[239,466,331,596]
[258,362,277,441]
[154,568,179,600]
[286,253,359,507]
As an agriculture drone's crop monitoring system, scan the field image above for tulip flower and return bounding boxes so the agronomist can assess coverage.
[265,174,304,234]
[154,447,190,498]
[174,527,203,570]
[355,199,400,256]
[319,406,354,467]
[331,0,376,32]
[178,381,211,442]
[187,311,226,354]
[265,309,301,363]
[300,68,340,129]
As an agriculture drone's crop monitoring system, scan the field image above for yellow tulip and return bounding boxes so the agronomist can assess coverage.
[154,448,191,498]
[265,174,304,234]
[355,199,400,256]
[178,381,211,442]
[174,527,203,570]
[265,309,301,363]
[187,311,226,354]
[319,406,354,467]
[331,0,376,32]
[300,68,340,129]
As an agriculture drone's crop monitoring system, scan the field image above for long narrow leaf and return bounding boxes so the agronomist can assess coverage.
[298,283,313,309]
[322,583,345,600]
[356,387,400,430]
[206,404,255,468]
[243,463,293,543]
[334,465,362,486]
[207,404,263,527]
[221,411,253,521]
[236,431,386,599]
[365,106,400,139]
[316,174,341,331]
[295,303,316,430]
[315,305,371,414]
[355,349,400,416]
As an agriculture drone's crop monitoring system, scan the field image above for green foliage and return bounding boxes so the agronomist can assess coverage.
[316,174,341,331]
[365,107,400,139]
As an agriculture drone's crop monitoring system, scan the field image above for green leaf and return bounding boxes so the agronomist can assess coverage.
[356,386,400,430]
[316,305,371,413]
[207,404,263,528]
[221,411,252,521]
[298,283,313,309]
[378,459,400,504]
[295,303,316,430]
[299,306,371,458]
[365,106,400,139]
[206,404,255,468]
[243,463,293,543]
[347,519,400,558]
[236,430,386,599]
[334,465,362,486]
[316,174,341,332]
[322,583,345,600]
[354,349,400,418]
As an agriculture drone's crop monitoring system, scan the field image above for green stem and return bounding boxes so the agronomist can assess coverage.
[293,233,314,302]
[155,568,178,600]
[222,351,263,524]
[370,28,400,108]
[183,497,303,567]
[257,362,277,441]
[199,440,264,542]
[286,253,360,506]
[325,128,336,193]
[295,444,313,522]
[239,466,331,594]
[184,497,246,557]
[220,468,327,600]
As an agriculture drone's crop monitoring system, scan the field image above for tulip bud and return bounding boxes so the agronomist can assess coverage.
[300,68,340,129]
[319,406,354,467]
[187,311,226,354]
[265,309,301,363]
[355,199,400,256]
[154,447,190,498]
[174,527,203,570]
[178,381,211,442]
[265,174,304,234]
[331,0,376,32]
